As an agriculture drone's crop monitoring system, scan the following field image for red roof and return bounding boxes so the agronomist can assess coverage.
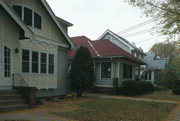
[68,36,144,64]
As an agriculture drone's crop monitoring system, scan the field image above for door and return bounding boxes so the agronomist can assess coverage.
[0,43,12,89]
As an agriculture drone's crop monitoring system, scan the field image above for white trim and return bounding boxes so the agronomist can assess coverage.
[40,0,74,49]
[95,85,113,88]
[98,30,133,50]
[34,35,69,48]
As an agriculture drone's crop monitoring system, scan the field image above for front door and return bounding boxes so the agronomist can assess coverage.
[0,42,12,89]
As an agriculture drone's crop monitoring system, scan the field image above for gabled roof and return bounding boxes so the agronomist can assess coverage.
[0,0,34,39]
[98,29,145,55]
[143,53,166,70]
[39,0,74,49]
[68,36,145,65]
[56,17,73,27]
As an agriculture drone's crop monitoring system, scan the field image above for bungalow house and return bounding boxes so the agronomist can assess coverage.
[0,0,74,97]
[68,36,145,92]
[97,29,146,80]
[142,53,166,84]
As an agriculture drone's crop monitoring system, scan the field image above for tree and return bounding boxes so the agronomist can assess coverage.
[149,41,177,65]
[126,0,180,39]
[150,41,180,81]
[69,46,95,96]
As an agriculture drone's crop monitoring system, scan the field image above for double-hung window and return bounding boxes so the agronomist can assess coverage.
[32,51,39,73]
[41,53,47,74]
[123,64,132,79]
[22,49,30,73]
[48,54,54,74]
[101,62,111,78]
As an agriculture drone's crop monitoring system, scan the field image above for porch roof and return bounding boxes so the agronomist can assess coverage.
[68,36,145,65]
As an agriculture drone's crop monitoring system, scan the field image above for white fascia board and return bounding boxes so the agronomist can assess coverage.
[98,29,133,50]
[1,0,34,39]
[40,0,74,49]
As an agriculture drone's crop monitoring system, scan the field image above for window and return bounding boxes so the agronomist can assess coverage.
[123,64,132,79]
[41,53,47,74]
[148,71,152,80]
[34,12,42,29]
[48,54,54,74]
[4,46,11,77]
[13,6,42,29]
[32,51,39,73]
[101,62,111,78]
[22,50,30,73]
[24,7,32,26]
[13,5,22,17]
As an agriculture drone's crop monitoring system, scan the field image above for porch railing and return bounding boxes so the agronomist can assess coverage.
[12,73,29,88]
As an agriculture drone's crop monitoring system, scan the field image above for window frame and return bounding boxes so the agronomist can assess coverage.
[48,54,54,74]
[123,64,132,79]
[40,52,47,74]
[12,5,42,29]
[31,51,39,73]
[22,49,30,73]
[100,62,112,79]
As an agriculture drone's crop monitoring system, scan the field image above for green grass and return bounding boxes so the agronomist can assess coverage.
[138,90,180,101]
[50,98,176,121]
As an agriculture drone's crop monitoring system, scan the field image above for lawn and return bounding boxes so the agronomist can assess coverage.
[49,97,176,121]
[137,90,180,101]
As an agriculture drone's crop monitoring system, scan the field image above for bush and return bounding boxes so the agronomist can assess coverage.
[121,80,154,96]
[172,89,180,95]
[154,86,168,91]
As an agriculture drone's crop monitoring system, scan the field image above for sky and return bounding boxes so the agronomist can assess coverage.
[46,0,166,52]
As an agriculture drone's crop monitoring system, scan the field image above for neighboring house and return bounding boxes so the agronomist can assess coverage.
[68,36,145,92]
[142,53,166,84]
[98,29,146,59]
[0,0,74,97]
[98,29,146,79]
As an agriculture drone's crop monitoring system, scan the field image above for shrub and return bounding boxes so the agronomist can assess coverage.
[153,86,168,91]
[172,89,180,95]
[121,80,154,96]
[69,46,95,96]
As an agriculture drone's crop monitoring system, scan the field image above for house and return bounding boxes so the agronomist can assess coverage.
[68,36,145,92]
[98,29,146,79]
[98,29,146,59]
[142,53,166,84]
[0,0,74,97]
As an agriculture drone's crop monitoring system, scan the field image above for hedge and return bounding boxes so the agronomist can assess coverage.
[121,80,154,96]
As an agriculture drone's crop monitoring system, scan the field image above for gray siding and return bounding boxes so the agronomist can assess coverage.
[36,48,68,97]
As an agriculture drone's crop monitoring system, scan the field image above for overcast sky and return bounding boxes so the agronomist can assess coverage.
[46,0,166,52]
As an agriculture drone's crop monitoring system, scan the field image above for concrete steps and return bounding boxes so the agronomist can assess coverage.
[0,90,29,113]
